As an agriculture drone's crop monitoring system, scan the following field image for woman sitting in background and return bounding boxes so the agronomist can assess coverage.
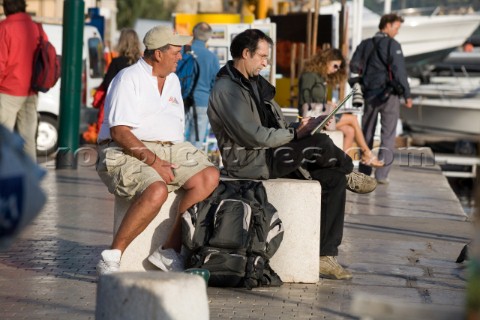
[298,48,383,167]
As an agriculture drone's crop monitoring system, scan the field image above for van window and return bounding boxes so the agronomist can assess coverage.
[88,37,105,78]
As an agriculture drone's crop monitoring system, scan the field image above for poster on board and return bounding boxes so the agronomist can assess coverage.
[207,23,277,85]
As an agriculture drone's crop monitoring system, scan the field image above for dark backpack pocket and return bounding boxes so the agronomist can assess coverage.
[209,200,251,249]
[197,248,247,287]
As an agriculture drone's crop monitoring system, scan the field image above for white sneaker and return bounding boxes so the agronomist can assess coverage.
[96,249,121,276]
[148,247,184,272]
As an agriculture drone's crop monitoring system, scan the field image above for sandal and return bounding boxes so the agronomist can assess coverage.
[361,151,384,168]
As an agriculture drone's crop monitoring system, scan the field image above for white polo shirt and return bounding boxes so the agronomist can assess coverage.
[98,58,185,142]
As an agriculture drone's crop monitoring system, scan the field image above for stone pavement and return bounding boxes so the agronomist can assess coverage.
[0,149,473,319]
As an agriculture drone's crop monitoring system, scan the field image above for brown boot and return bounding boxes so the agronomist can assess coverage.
[319,256,352,280]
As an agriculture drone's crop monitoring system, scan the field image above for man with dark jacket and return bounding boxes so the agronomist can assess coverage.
[350,13,413,184]
[208,29,377,280]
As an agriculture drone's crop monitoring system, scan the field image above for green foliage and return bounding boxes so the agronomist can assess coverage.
[117,0,143,28]
[117,0,177,29]
[141,0,177,21]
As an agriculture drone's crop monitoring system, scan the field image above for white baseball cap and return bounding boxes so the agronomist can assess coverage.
[143,25,192,50]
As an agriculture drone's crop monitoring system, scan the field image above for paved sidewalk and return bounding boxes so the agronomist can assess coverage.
[0,151,472,319]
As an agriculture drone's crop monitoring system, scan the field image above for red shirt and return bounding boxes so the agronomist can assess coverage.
[0,13,48,96]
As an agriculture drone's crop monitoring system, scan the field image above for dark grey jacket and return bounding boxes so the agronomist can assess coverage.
[350,32,410,100]
[207,62,296,179]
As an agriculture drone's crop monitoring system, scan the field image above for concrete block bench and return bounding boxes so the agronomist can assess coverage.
[114,179,321,283]
[96,272,209,320]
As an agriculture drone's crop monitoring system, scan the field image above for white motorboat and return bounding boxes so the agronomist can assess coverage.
[401,97,480,135]
[400,77,480,135]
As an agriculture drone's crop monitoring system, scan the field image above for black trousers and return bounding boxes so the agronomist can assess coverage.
[269,133,353,256]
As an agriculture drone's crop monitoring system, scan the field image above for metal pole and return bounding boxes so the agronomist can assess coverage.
[306,9,312,60]
[351,0,364,59]
[311,0,320,56]
[339,0,347,101]
[55,0,85,169]
[384,0,392,14]
[289,43,297,107]
[298,43,305,75]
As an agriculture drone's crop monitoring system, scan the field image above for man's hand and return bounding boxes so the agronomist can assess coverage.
[296,115,333,139]
[405,98,413,108]
[151,158,177,184]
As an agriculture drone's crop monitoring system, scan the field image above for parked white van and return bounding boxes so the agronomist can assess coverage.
[36,23,104,156]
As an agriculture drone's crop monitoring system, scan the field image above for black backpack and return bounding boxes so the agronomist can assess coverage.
[349,37,403,100]
[182,180,284,289]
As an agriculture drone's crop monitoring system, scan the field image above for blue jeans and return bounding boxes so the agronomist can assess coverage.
[185,106,210,150]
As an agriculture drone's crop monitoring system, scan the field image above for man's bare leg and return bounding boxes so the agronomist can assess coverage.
[111,181,168,252]
[162,166,220,252]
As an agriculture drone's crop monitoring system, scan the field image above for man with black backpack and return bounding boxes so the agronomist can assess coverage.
[350,13,413,184]
[181,22,220,149]
[0,0,48,160]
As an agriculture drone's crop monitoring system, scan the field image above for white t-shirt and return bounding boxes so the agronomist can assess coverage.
[98,58,185,142]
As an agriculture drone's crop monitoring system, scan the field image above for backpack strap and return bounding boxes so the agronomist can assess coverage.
[361,37,380,77]
[189,57,200,99]
[386,38,394,81]
[190,57,200,141]
[35,23,44,45]
[373,37,394,81]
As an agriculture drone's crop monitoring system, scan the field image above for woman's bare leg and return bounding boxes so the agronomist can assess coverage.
[336,114,384,167]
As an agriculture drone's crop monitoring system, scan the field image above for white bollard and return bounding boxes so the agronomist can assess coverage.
[96,272,209,320]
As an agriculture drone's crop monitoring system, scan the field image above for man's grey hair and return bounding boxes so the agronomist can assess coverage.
[193,22,212,42]
[143,44,170,58]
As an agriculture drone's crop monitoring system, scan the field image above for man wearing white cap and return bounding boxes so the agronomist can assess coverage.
[96,25,219,275]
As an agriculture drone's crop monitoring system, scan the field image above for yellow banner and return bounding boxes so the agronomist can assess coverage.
[173,13,255,35]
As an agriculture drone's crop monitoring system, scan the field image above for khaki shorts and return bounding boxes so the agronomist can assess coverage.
[97,141,215,199]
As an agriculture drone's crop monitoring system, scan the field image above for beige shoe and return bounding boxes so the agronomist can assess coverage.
[319,256,353,280]
[346,171,377,194]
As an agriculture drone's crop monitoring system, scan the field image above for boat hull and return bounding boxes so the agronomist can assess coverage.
[401,98,480,135]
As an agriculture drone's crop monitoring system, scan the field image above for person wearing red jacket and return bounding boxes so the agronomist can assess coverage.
[0,0,48,160]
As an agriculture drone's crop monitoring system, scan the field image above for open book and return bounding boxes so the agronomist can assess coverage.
[310,87,358,136]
